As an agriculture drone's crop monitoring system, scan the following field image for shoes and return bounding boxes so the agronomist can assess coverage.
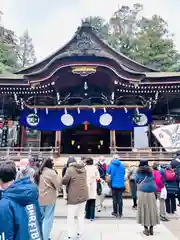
[149,226,154,236]
[77,233,83,239]
[160,216,169,222]
[119,213,123,218]
[111,212,118,217]
[132,206,137,210]
[143,227,149,236]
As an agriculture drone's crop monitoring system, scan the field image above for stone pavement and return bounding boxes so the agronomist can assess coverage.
[50,198,180,239]
[51,219,179,240]
[54,198,180,220]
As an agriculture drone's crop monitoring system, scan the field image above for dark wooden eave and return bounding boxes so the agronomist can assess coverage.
[15,21,157,75]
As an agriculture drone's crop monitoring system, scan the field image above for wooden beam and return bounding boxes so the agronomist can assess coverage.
[24,103,146,109]
[55,131,61,156]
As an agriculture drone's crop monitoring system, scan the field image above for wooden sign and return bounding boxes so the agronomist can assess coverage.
[72,66,96,76]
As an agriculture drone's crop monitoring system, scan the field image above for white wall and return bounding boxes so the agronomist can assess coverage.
[134,126,149,148]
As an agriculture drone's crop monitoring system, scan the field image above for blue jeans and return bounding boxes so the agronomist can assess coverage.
[40,204,55,240]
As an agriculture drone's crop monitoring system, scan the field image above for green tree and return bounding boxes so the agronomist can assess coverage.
[0,11,19,73]
[133,15,180,71]
[86,4,180,71]
[109,3,143,55]
[18,30,36,68]
[84,16,110,41]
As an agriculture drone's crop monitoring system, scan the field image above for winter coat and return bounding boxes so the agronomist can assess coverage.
[136,173,157,193]
[152,170,164,192]
[0,177,42,240]
[160,168,178,194]
[128,166,137,181]
[97,162,107,180]
[38,167,60,206]
[16,166,35,182]
[171,158,180,183]
[62,163,89,205]
[86,165,100,199]
[107,159,125,189]
[171,157,180,169]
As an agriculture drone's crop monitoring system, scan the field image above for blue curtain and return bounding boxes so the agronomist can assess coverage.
[20,108,152,131]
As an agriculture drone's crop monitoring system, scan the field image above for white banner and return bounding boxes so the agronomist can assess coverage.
[152,124,180,152]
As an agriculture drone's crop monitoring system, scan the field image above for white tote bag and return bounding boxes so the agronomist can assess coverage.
[160,186,167,200]
[102,182,111,196]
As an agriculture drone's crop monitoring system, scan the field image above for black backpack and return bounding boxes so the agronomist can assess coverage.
[97,181,102,196]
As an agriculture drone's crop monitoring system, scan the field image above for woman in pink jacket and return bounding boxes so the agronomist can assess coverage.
[152,162,169,221]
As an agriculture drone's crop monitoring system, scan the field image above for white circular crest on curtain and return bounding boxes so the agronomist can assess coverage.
[61,113,74,126]
[26,114,39,126]
[133,113,148,126]
[99,113,112,126]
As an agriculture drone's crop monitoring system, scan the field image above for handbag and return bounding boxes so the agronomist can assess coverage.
[160,186,167,200]
[105,174,111,187]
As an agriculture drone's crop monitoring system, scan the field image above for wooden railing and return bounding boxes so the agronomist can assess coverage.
[0,146,178,161]
[0,147,59,161]
[109,147,179,160]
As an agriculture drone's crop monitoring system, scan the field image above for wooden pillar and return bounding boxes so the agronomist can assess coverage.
[20,126,26,148]
[55,131,61,156]
[110,130,116,154]
[130,131,133,148]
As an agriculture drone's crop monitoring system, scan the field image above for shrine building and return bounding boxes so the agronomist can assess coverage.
[1,21,180,155]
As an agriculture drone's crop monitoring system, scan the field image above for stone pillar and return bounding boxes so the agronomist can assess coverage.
[55,131,61,156]
[110,130,116,154]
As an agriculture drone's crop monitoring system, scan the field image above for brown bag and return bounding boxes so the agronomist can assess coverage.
[105,174,111,187]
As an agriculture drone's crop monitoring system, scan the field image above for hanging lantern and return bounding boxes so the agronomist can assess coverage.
[84,121,88,131]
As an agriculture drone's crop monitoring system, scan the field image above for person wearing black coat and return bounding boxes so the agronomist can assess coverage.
[171,151,180,205]
[160,164,178,214]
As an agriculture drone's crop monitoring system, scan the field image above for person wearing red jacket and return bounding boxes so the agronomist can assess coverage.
[152,162,169,221]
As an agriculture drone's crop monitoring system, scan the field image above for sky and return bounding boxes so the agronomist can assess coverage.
[0,0,180,61]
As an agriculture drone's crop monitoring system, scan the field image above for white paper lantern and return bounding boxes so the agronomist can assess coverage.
[61,113,74,126]
[99,113,112,126]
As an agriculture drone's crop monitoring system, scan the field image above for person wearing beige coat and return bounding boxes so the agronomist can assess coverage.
[34,158,60,240]
[85,158,100,220]
[62,159,89,239]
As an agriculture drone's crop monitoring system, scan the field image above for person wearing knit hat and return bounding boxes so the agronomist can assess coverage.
[136,159,159,236]
[138,160,149,167]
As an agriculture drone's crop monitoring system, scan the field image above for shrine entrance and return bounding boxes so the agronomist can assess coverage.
[61,124,110,154]
[40,131,56,149]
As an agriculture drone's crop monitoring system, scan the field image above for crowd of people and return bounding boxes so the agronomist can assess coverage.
[0,152,180,239]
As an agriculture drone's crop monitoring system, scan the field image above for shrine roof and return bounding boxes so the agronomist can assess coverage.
[0,73,24,79]
[15,21,156,75]
[145,72,180,78]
